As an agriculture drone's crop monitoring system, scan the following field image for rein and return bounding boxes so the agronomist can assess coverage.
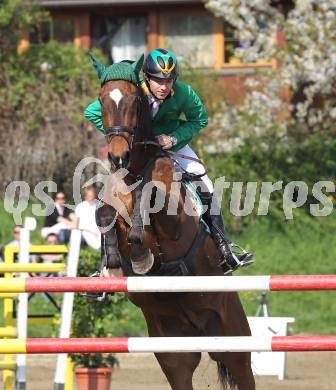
[134,140,208,179]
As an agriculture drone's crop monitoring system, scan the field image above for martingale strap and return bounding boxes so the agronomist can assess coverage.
[148,220,208,277]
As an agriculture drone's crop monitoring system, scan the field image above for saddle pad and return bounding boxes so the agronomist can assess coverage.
[182,180,206,219]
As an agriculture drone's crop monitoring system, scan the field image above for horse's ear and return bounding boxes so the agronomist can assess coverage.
[132,54,144,77]
[89,51,106,79]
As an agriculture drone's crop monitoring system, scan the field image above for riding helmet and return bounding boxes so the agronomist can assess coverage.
[143,48,179,80]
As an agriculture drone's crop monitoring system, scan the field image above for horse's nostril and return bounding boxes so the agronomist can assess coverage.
[107,153,114,163]
[123,151,130,161]
[108,151,130,169]
[108,153,121,168]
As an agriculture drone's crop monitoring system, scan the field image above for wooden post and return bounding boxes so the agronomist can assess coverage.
[74,12,90,49]
[17,31,30,55]
[213,17,224,69]
[147,9,159,52]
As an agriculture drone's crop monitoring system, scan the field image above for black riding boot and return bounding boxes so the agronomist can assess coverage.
[199,191,254,274]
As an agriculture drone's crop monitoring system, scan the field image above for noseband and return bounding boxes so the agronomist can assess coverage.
[104,125,136,150]
[102,92,140,150]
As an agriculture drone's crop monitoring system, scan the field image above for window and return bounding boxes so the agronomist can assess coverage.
[224,22,240,63]
[30,22,51,44]
[29,19,74,44]
[92,16,147,64]
[52,19,74,43]
[161,14,214,68]
[223,21,271,65]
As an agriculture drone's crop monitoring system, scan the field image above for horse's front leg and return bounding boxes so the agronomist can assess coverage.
[95,200,122,269]
[127,187,154,274]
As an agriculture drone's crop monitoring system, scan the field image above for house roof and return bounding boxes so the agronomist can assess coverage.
[41,0,201,7]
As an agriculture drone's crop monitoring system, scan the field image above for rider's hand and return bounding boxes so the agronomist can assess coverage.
[157,134,174,150]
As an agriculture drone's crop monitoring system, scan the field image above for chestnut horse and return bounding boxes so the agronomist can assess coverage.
[94,61,255,390]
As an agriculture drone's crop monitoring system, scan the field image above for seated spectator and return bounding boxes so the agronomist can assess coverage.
[75,186,101,250]
[38,233,64,277]
[6,225,21,247]
[41,191,74,244]
[6,226,36,262]
[40,233,63,263]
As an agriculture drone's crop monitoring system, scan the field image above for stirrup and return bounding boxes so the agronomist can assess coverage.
[219,244,254,275]
[80,271,106,302]
[231,243,254,267]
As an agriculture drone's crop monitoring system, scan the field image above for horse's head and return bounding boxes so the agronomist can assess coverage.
[90,52,149,170]
[100,80,141,169]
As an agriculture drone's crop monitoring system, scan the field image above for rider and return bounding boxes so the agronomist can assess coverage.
[84,48,253,274]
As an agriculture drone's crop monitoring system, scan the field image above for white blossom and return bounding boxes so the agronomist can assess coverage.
[203,0,336,152]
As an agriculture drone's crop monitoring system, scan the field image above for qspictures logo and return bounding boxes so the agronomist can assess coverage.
[3,156,335,225]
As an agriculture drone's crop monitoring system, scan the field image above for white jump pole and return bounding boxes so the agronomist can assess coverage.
[54,228,81,390]
[16,217,36,390]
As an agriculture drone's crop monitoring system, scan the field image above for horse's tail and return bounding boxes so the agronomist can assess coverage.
[216,362,236,390]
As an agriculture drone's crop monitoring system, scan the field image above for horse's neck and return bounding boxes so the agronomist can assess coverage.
[153,176,199,242]
[129,144,161,176]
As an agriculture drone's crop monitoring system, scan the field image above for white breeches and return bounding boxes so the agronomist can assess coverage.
[172,145,214,193]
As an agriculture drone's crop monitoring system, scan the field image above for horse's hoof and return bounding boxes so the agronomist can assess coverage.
[101,266,121,277]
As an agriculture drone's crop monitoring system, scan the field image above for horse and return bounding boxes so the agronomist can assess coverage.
[91,55,255,390]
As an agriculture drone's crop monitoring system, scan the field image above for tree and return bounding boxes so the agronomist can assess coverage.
[203,0,336,146]
[0,1,102,197]
[0,0,49,62]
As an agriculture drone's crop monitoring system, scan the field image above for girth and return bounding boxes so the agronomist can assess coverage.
[148,220,208,277]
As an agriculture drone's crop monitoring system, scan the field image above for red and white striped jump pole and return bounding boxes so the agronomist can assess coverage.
[3,336,336,354]
[2,275,336,293]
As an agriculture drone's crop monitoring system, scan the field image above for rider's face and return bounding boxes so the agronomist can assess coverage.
[147,76,174,100]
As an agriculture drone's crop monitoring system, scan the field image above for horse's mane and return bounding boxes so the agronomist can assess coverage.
[135,87,155,143]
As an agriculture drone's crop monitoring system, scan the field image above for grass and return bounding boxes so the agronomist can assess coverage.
[235,214,336,334]
[0,201,45,246]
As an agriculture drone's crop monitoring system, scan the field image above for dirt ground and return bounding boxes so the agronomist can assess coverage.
[1,352,335,390]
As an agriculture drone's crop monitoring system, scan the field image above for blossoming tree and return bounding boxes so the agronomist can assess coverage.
[203,0,336,152]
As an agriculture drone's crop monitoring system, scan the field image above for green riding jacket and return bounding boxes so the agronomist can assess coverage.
[84,80,208,152]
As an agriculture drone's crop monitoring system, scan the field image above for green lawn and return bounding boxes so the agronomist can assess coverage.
[235,214,336,334]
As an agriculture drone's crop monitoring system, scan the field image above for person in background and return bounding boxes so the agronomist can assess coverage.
[38,233,64,277]
[40,233,63,263]
[6,226,21,247]
[75,187,101,250]
[42,191,73,244]
[6,226,36,263]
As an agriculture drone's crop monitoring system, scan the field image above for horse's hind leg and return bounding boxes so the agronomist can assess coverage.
[207,293,255,390]
[154,352,201,390]
[209,351,254,390]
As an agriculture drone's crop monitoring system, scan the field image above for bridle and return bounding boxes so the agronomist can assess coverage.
[99,94,141,150]
[104,125,136,150]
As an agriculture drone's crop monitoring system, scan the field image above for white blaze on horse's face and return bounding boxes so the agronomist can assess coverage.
[109,89,123,108]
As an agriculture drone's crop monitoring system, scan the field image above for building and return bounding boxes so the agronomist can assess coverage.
[23,0,283,102]
[37,0,275,71]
